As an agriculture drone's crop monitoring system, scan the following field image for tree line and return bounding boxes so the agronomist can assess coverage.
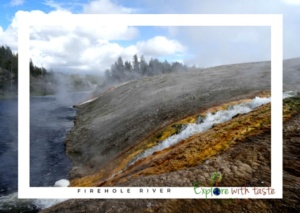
[1,46,196,86]
[0,45,48,79]
[0,45,52,96]
[0,45,101,96]
[0,46,19,96]
[105,54,196,84]
[1,45,198,97]
[0,46,18,80]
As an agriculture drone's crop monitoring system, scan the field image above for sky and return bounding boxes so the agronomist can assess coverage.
[0,0,299,73]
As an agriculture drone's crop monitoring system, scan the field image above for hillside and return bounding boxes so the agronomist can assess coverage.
[43,104,300,212]
[42,58,299,212]
[65,60,270,178]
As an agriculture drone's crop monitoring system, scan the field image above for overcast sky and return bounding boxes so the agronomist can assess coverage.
[0,0,299,73]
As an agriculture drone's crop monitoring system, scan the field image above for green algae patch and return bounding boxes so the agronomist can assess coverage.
[283,97,300,119]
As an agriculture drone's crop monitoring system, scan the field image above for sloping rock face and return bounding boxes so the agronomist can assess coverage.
[41,99,300,213]
[67,61,271,179]
[42,58,300,212]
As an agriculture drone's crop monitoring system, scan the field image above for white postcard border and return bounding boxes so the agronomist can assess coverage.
[18,14,282,199]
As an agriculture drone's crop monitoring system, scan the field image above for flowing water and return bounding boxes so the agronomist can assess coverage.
[129,91,296,166]
[0,92,91,213]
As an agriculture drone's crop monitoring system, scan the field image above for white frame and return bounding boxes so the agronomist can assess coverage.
[18,14,282,199]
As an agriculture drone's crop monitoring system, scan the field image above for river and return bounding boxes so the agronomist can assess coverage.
[0,92,91,212]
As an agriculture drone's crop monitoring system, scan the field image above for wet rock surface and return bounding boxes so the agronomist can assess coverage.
[41,58,300,212]
[41,108,300,213]
[66,60,271,179]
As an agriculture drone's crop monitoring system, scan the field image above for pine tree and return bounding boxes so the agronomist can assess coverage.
[139,55,148,75]
[124,61,132,80]
[132,54,139,74]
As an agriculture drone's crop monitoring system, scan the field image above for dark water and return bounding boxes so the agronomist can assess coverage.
[0,92,91,212]
[29,96,75,187]
[0,98,18,196]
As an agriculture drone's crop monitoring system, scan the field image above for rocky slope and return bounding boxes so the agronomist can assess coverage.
[42,105,300,212]
[66,60,271,179]
[42,58,300,212]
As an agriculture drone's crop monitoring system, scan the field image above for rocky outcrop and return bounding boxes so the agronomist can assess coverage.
[41,97,300,213]
[42,58,300,212]
[66,61,271,179]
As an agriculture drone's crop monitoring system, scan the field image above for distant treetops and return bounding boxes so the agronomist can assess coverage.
[0,45,18,79]
[105,54,197,84]
[1,45,197,85]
